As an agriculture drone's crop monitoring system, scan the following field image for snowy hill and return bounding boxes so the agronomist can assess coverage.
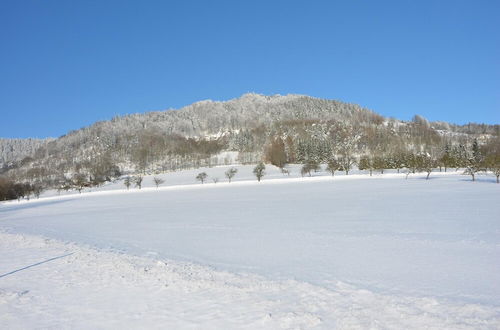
[1,93,498,198]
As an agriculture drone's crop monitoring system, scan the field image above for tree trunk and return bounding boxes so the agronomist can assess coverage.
[496,175,499,183]
[426,172,430,180]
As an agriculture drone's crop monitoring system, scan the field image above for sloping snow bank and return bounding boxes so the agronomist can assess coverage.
[1,231,499,329]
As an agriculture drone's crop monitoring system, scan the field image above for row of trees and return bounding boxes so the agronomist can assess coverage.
[124,176,165,189]
[195,165,267,184]
[0,177,43,201]
[294,138,500,182]
[195,167,245,184]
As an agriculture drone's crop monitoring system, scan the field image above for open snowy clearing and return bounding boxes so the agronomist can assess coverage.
[1,167,500,328]
[1,231,499,329]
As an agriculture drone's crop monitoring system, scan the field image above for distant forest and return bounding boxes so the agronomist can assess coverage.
[1,93,499,200]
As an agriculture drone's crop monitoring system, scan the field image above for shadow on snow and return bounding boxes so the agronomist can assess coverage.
[0,198,75,214]
[0,252,74,279]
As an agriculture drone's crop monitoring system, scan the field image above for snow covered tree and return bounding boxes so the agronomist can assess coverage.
[253,162,265,182]
[412,114,430,128]
[464,139,483,182]
[330,124,360,175]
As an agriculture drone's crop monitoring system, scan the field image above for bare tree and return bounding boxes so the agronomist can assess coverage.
[225,167,238,183]
[416,154,435,180]
[253,162,265,182]
[72,173,88,193]
[196,172,208,184]
[483,138,500,183]
[264,137,287,168]
[153,176,165,188]
[439,144,454,172]
[301,160,320,177]
[212,177,219,184]
[358,156,373,176]
[134,175,143,189]
[32,184,43,199]
[487,156,500,183]
[281,166,290,176]
[326,158,341,176]
[373,156,387,174]
[124,176,132,190]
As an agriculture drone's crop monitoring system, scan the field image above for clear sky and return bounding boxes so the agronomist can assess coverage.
[1,0,498,138]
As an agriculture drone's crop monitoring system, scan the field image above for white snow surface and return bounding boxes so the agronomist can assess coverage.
[1,166,500,328]
[1,231,498,329]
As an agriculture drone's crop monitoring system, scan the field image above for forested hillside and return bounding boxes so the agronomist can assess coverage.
[1,93,499,200]
[0,138,53,172]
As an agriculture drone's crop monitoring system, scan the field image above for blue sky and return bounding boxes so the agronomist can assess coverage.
[1,0,498,138]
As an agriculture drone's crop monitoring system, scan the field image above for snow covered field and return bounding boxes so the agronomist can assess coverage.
[1,166,500,328]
